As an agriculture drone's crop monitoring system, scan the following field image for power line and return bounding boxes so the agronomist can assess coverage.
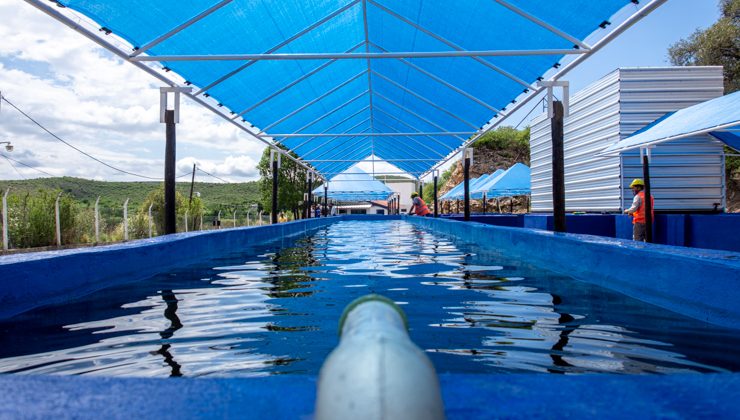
[1,152,55,177]
[196,167,230,183]
[1,94,163,180]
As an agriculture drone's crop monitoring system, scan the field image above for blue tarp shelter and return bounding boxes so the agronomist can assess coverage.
[27,0,661,180]
[313,166,392,201]
[479,163,531,198]
[441,177,478,201]
[470,169,506,199]
[601,91,740,154]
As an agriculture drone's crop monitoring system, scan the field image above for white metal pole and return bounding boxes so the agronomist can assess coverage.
[148,203,154,238]
[247,210,251,226]
[233,210,237,227]
[54,192,62,247]
[2,188,9,251]
[94,196,100,243]
[258,211,263,226]
[184,210,189,232]
[199,212,203,230]
[217,210,222,229]
[123,198,129,241]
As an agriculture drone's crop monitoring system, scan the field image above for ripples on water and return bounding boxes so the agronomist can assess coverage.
[1,220,739,377]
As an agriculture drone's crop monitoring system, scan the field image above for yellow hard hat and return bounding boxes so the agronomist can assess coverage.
[629,179,645,188]
[410,192,419,198]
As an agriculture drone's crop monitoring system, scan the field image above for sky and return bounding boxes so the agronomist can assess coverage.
[0,0,723,183]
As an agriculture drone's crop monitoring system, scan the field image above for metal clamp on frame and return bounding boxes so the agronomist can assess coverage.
[538,80,570,118]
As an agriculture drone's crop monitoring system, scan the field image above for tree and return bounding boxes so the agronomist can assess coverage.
[668,0,739,93]
[669,0,740,198]
[138,185,203,235]
[258,146,309,219]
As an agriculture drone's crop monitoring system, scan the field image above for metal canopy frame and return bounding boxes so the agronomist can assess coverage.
[24,0,667,180]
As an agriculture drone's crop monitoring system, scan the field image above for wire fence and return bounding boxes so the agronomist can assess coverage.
[0,190,276,253]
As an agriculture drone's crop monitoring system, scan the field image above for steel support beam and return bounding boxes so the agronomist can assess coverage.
[132,49,588,62]
[492,0,591,50]
[267,131,474,138]
[369,42,500,113]
[373,107,456,152]
[300,123,371,158]
[130,0,235,57]
[284,105,370,148]
[289,93,370,150]
[233,42,365,119]
[371,71,479,129]
[420,0,669,178]
[369,0,535,89]
[194,0,362,95]
[259,70,367,133]
[22,0,326,182]
[373,92,467,142]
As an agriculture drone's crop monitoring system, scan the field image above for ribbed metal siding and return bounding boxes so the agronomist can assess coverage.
[531,70,622,212]
[530,66,725,213]
[617,67,725,211]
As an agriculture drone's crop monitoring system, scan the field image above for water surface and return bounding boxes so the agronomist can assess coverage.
[1,220,738,377]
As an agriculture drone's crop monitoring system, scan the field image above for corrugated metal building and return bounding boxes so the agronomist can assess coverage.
[530,67,726,213]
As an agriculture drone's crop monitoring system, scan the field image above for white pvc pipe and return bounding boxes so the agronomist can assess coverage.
[2,188,9,251]
[184,210,189,232]
[217,210,222,229]
[258,211,263,226]
[148,203,154,238]
[123,198,129,241]
[54,192,62,247]
[94,196,100,243]
[199,213,203,230]
[233,210,237,227]
[247,209,252,227]
[315,295,444,420]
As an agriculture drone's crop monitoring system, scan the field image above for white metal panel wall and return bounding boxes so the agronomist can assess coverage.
[617,67,725,211]
[531,69,622,212]
[530,66,725,213]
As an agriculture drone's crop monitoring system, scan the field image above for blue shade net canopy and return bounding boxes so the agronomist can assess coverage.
[313,166,393,201]
[475,163,531,198]
[35,0,657,179]
[601,91,740,154]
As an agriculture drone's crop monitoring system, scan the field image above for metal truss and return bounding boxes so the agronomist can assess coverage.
[258,71,367,133]
[194,0,361,95]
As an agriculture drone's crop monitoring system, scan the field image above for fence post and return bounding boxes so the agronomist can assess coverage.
[217,210,222,229]
[247,210,252,227]
[55,192,62,247]
[233,210,237,227]
[123,198,129,241]
[94,196,100,244]
[148,203,154,238]
[199,212,203,230]
[184,210,189,233]
[2,188,9,251]
[258,211,263,226]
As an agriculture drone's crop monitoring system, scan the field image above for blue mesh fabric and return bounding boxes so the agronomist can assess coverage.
[59,0,634,176]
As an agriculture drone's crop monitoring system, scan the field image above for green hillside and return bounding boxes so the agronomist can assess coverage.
[0,177,260,212]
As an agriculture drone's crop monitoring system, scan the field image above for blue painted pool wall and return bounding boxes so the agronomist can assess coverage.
[0,215,388,319]
[408,216,740,329]
[447,213,739,252]
[688,215,740,251]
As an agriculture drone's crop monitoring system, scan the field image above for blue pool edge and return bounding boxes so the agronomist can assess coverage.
[2,215,739,418]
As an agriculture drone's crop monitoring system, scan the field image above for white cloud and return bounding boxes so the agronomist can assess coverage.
[0,0,266,182]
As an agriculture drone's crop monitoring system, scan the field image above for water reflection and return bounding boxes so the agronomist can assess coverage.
[0,220,738,377]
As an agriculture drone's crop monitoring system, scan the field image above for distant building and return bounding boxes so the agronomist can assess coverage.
[336,201,389,215]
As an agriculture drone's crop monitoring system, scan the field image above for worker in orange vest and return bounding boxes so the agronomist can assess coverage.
[409,192,431,217]
[624,179,654,242]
